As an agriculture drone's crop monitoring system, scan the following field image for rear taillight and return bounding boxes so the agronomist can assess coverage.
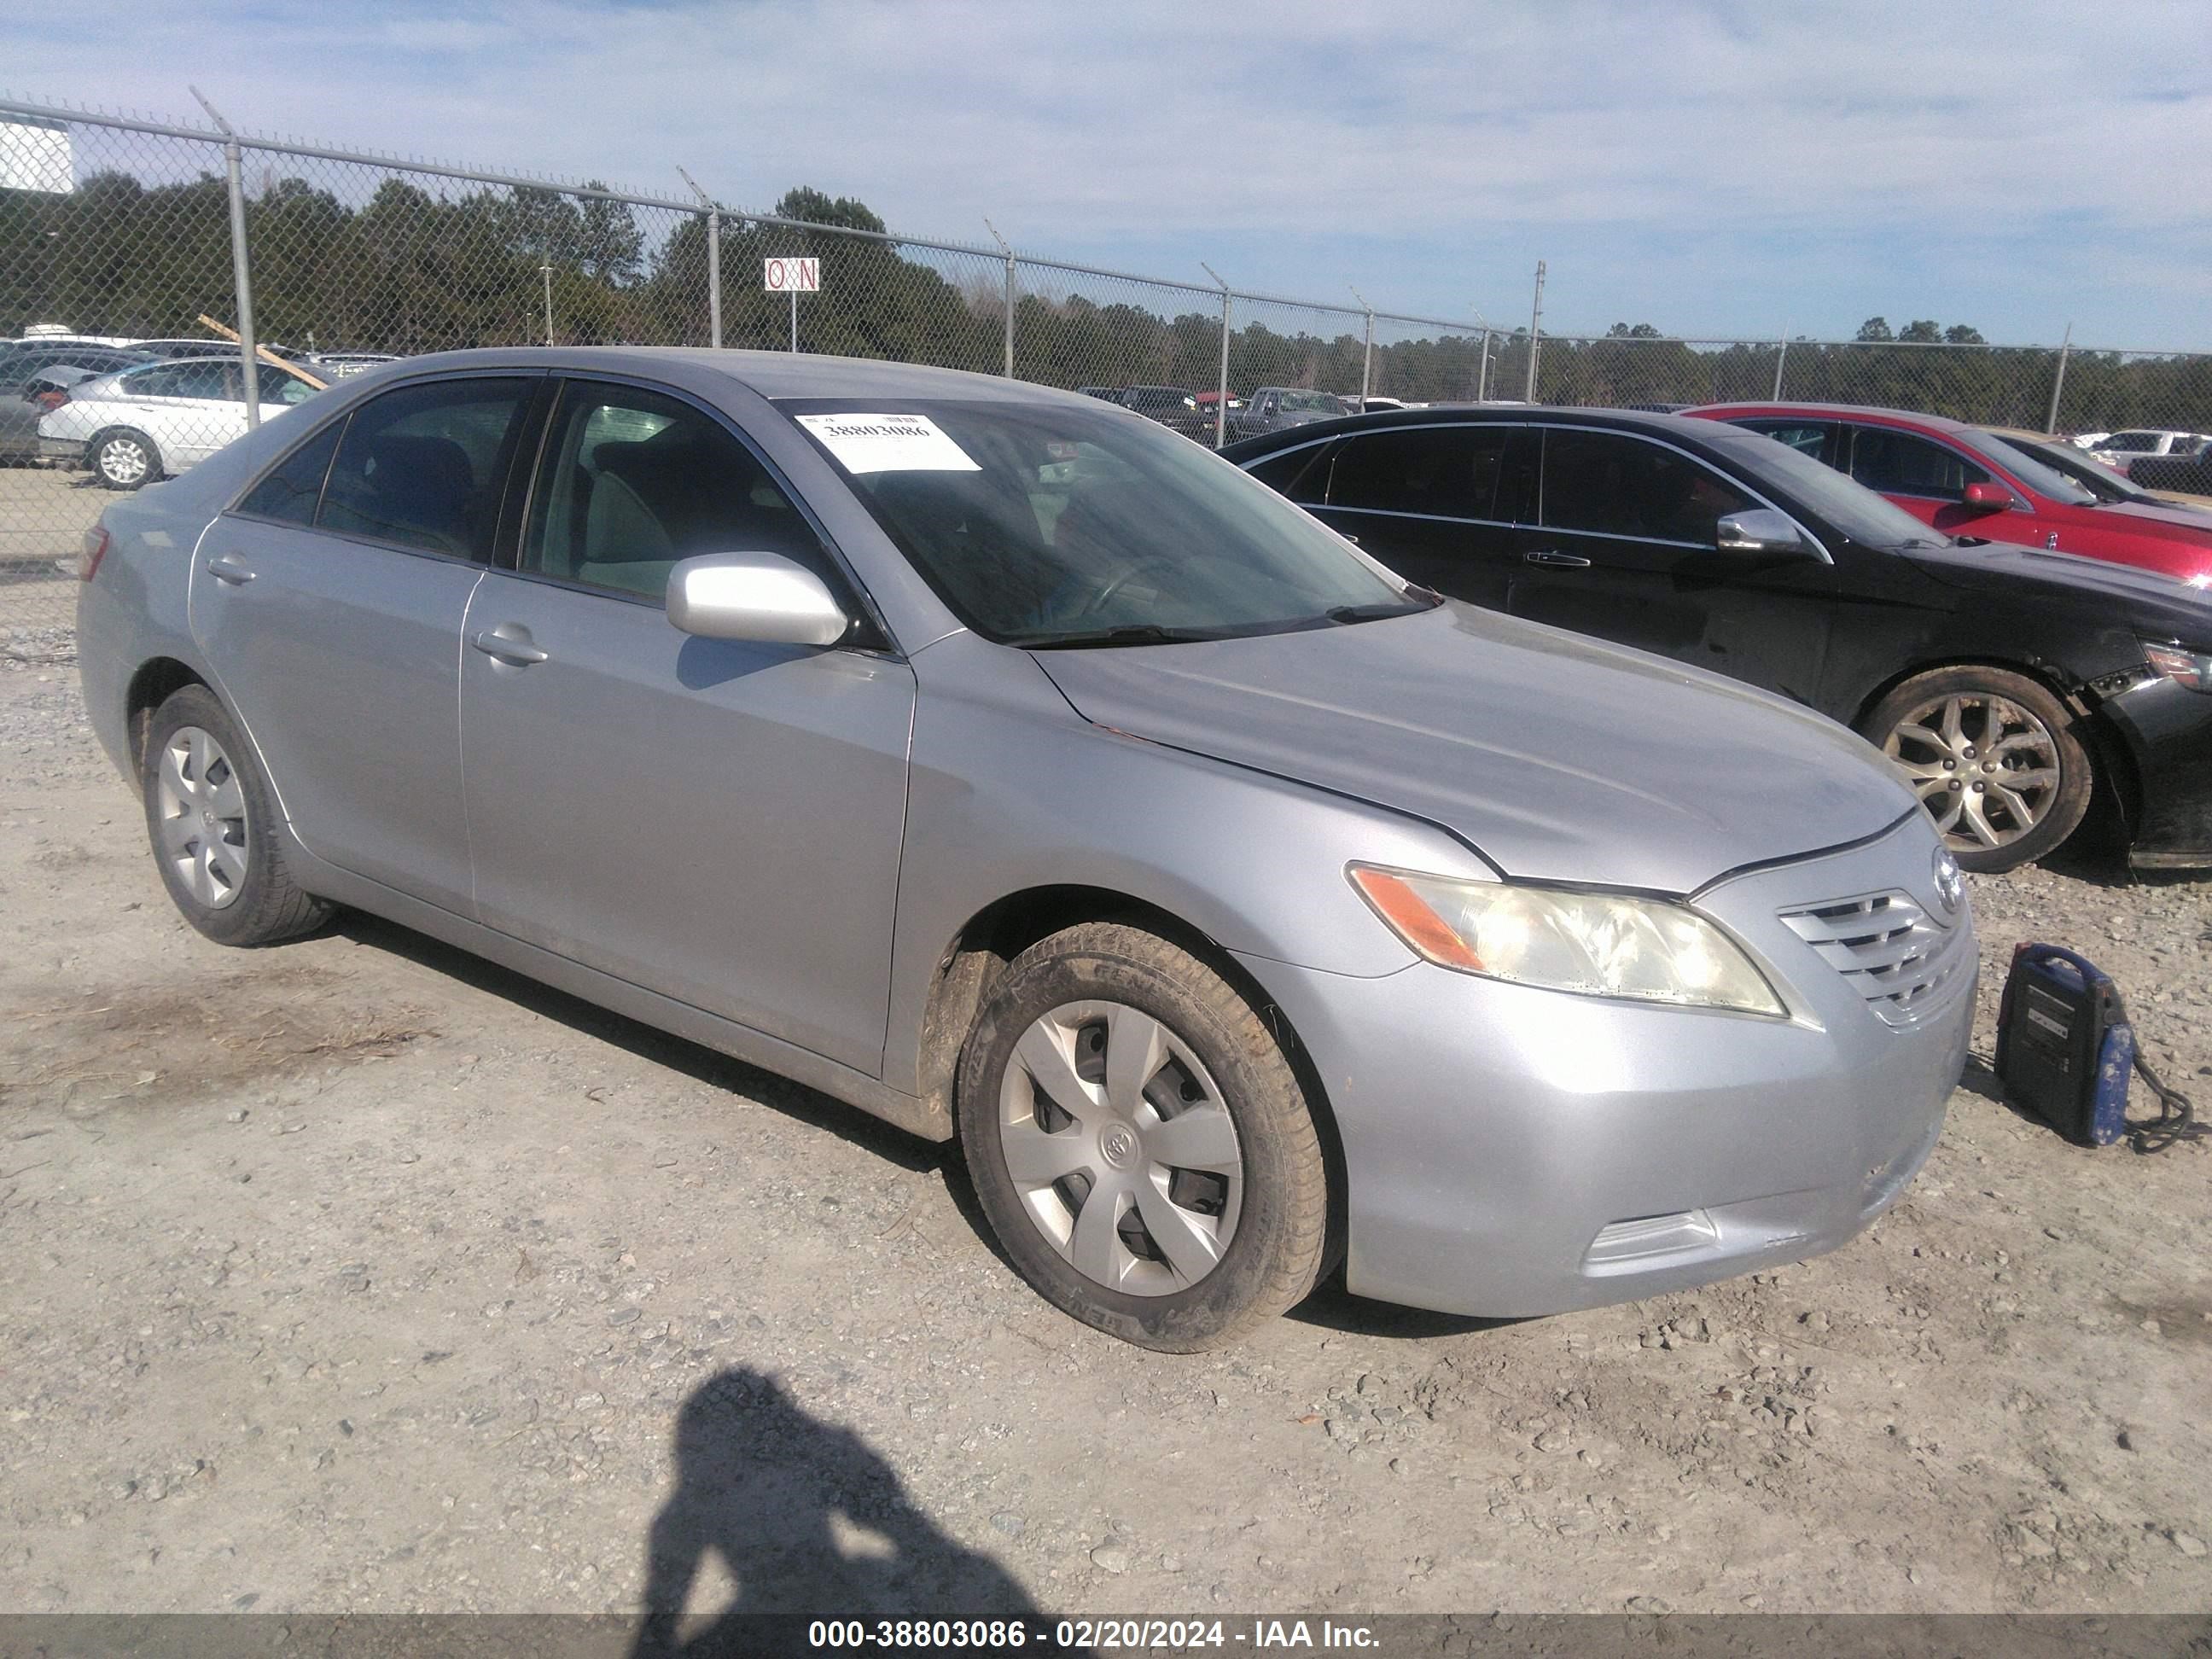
[35,389,67,412]
[78,525,110,582]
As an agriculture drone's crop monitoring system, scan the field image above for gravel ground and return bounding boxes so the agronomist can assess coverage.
[2,655,2209,1621]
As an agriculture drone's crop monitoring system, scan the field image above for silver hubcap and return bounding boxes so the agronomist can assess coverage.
[101,437,148,484]
[998,999,1243,1297]
[1884,692,2062,851]
[154,725,249,908]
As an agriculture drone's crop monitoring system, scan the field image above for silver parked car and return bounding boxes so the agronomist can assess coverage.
[41,355,323,487]
[76,349,1973,1350]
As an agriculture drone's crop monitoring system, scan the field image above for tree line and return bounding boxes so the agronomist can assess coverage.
[3,167,2204,434]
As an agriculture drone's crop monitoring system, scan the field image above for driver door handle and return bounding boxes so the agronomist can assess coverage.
[1522,549,1592,568]
[205,553,257,585]
[470,626,550,667]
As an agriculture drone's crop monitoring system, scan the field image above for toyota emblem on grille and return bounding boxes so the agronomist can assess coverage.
[1932,847,1965,915]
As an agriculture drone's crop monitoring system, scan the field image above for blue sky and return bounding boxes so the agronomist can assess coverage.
[5,0,2209,346]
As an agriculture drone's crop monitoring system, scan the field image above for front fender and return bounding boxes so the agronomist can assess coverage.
[880,633,1479,1096]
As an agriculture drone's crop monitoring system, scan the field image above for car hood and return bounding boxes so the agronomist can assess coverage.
[1902,536,2212,632]
[1031,602,1916,893]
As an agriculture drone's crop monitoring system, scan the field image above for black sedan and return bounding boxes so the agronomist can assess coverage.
[1224,406,2212,873]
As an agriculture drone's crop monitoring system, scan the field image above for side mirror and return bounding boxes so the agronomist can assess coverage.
[666,552,849,647]
[1714,508,1814,557]
[1961,481,2011,513]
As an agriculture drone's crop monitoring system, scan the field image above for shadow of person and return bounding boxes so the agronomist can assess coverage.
[631,1367,1043,1656]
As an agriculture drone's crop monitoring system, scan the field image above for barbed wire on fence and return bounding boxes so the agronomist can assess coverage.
[3,90,2208,639]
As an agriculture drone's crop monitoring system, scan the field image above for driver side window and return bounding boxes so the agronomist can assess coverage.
[521,381,834,602]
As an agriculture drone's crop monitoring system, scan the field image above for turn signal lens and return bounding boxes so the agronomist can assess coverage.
[1349,864,1786,1016]
[2143,642,2211,693]
[78,525,109,582]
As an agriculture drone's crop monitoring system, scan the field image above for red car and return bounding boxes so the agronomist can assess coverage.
[1687,403,2212,586]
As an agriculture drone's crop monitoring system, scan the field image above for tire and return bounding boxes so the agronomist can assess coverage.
[91,428,161,490]
[956,923,1329,1351]
[140,684,330,946]
[1858,666,2093,873]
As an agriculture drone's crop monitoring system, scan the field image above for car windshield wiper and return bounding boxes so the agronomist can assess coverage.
[1014,623,1233,649]
[1324,595,1439,626]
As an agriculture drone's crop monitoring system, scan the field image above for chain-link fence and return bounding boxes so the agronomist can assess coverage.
[4,93,2209,644]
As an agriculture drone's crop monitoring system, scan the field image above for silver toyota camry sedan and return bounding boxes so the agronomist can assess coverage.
[75,349,1974,1350]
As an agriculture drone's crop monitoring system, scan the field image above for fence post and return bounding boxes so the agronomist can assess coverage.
[1476,329,1492,402]
[707,210,722,348]
[678,169,720,349]
[1350,287,1374,405]
[2045,324,2073,434]
[985,221,1016,378]
[1202,262,1232,448]
[1773,335,1788,399]
[193,89,259,428]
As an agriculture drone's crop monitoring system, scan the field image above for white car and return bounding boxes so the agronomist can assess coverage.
[38,357,322,489]
[2087,428,2210,476]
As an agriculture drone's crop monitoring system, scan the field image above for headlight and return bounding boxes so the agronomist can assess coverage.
[1349,864,1786,1017]
[2143,641,2212,692]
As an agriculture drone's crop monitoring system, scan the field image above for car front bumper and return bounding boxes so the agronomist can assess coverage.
[1241,813,1974,1318]
[2100,673,2212,868]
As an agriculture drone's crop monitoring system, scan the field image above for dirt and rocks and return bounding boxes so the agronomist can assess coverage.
[1,657,2208,1621]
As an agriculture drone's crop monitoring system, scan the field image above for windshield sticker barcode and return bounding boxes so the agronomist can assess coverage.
[795,412,980,474]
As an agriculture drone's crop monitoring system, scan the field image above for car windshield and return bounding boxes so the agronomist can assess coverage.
[1278,391,1342,414]
[782,399,1429,647]
[1700,421,1946,549]
[1952,429,2095,505]
[1985,434,2149,504]
[2099,432,2159,452]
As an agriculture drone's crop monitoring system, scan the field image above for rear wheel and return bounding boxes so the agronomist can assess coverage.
[1859,666,2092,872]
[957,923,1329,1351]
[92,428,161,490]
[141,684,330,946]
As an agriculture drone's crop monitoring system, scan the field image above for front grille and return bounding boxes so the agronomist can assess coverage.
[1778,890,1968,1029]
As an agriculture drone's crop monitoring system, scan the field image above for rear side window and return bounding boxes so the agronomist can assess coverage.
[128,362,231,400]
[1540,429,1752,542]
[1329,426,1524,521]
[317,377,533,560]
[1848,427,1988,502]
[1738,419,1835,463]
[1244,441,1335,504]
[236,420,346,526]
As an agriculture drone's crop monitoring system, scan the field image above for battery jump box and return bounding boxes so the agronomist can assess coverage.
[1994,942,2197,1152]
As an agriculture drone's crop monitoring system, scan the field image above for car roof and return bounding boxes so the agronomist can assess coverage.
[1687,400,1977,432]
[338,346,1089,407]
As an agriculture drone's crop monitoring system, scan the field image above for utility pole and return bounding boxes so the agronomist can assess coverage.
[1524,259,1545,402]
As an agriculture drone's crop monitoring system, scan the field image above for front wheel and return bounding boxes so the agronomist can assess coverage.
[957,923,1330,1351]
[1859,666,2093,873]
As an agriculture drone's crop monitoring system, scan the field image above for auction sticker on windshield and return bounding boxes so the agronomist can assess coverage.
[795,412,980,474]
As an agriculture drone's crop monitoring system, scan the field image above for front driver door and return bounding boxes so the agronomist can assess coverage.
[1505,424,1838,704]
[459,377,914,1076]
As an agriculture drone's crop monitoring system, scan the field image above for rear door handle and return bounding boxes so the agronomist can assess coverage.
[470,626,550,667]
[1522,549,1592,568]
[205,553,256,585]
